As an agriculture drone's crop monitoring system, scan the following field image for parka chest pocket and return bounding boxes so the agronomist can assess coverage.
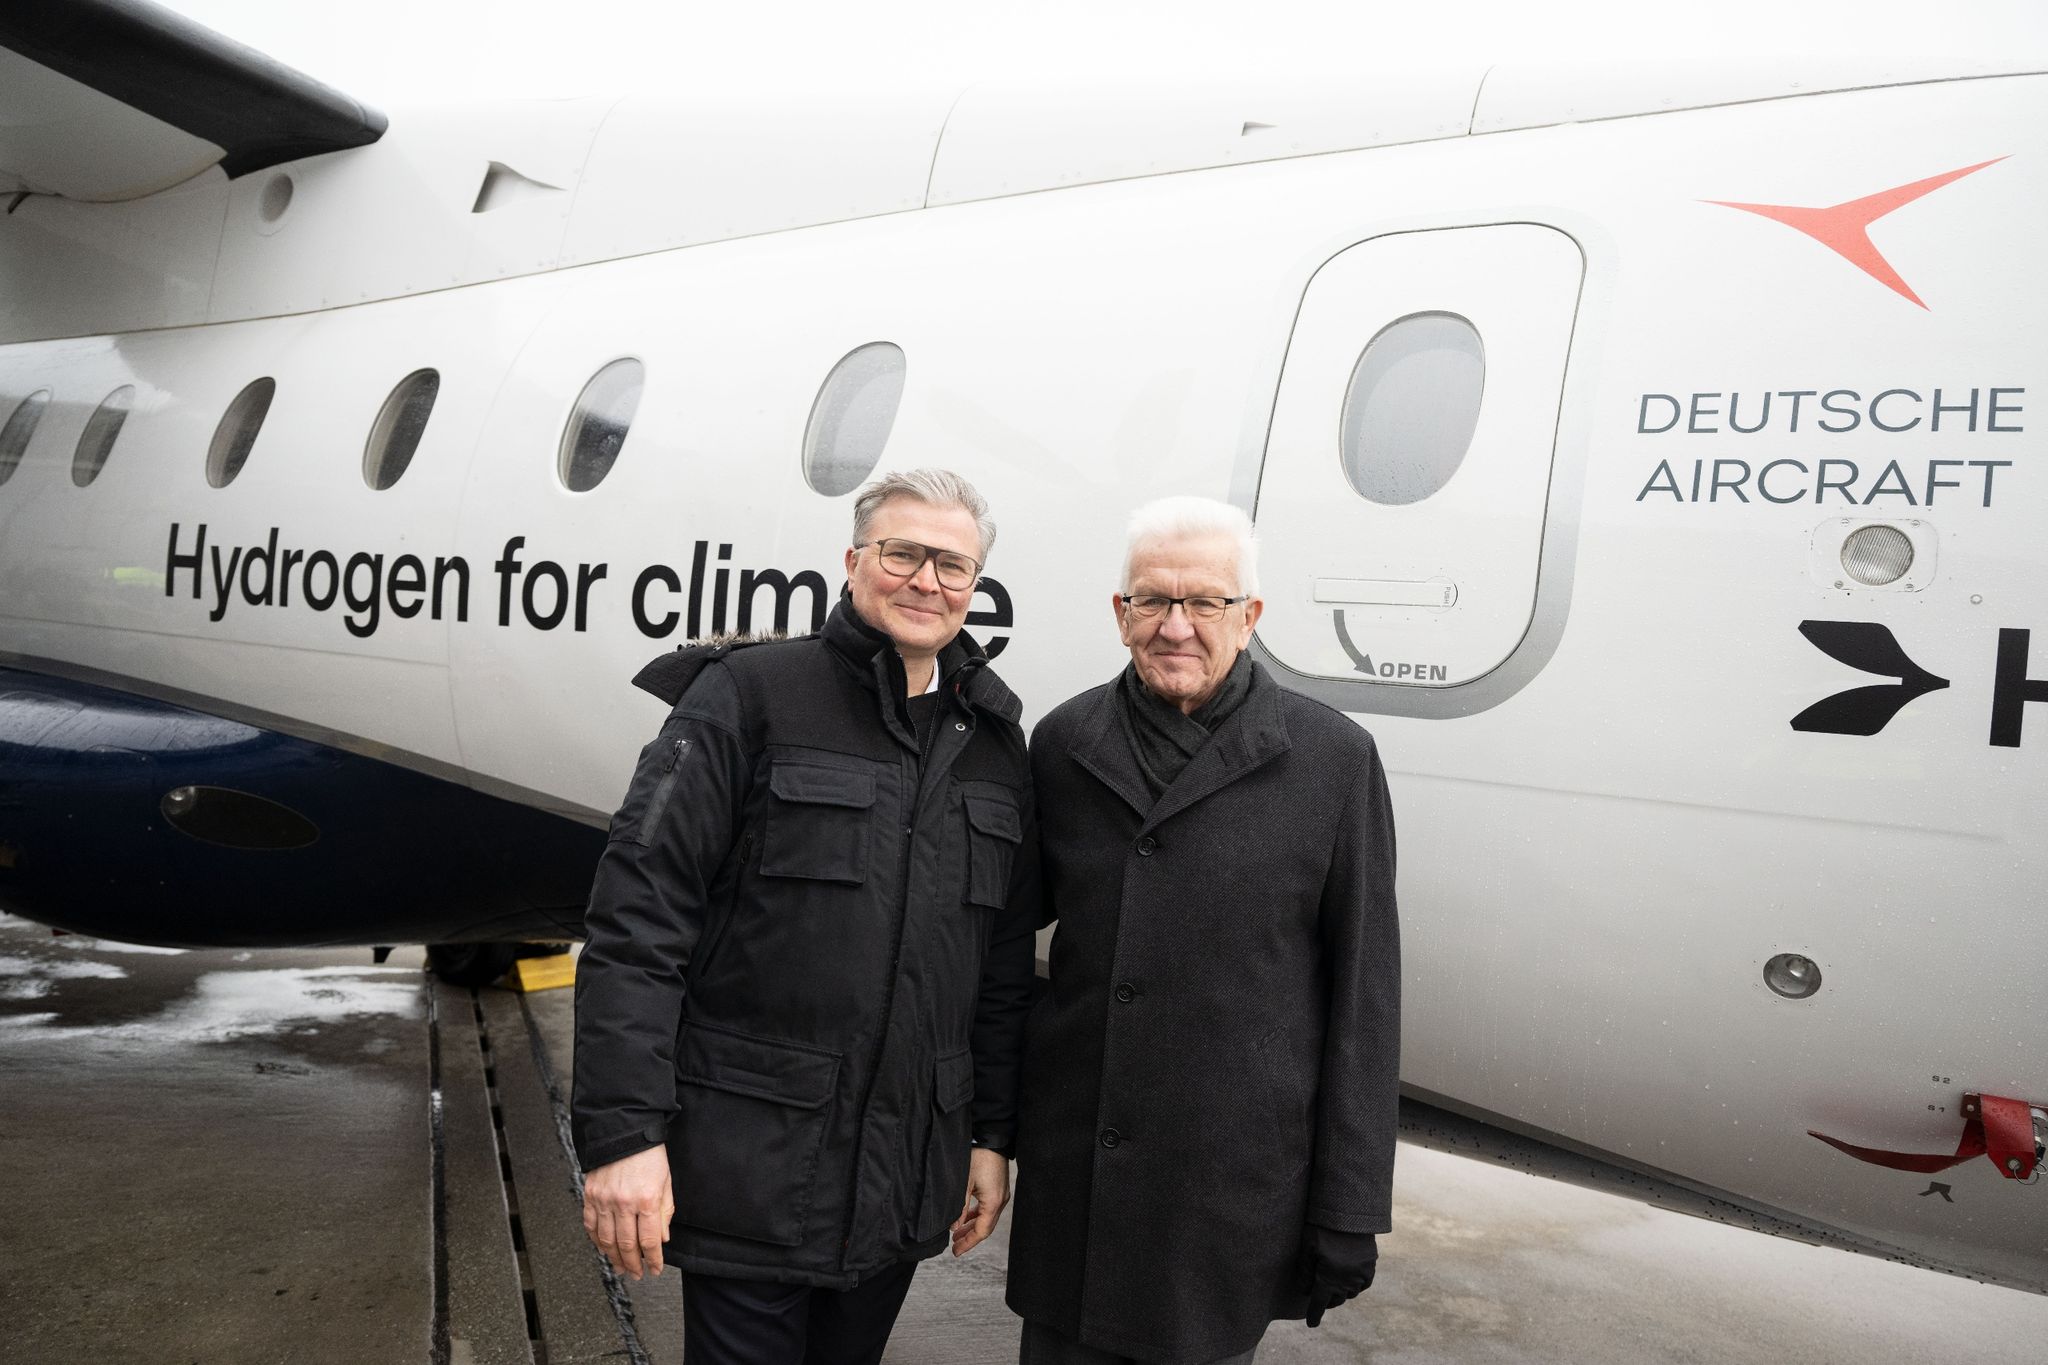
[963,794,1023,907]
[761,760,877,884]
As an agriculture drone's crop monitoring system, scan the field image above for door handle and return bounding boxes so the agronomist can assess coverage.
[1313,577,1458,609]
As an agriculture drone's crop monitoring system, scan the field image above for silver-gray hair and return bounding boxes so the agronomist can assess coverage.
[1122,495,1260,595]
[851,469,997,562]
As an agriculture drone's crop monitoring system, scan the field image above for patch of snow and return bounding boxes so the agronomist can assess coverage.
[0,966,419,1047]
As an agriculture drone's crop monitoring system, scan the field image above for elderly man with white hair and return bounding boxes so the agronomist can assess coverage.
[1005,495,1401,1365]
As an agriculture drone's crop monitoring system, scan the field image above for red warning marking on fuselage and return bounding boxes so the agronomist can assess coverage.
[1811,1092,2041,1182]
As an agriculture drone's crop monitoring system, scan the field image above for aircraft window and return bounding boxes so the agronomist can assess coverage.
[803,342,905,497]
[208,378,277,488]
[363,369,440,490]
[72,386,136,488]
[559,358,643,492]
[0,389,52,486]
[1339,312,1485,506]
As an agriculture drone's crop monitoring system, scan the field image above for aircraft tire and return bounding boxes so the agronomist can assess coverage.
[425,942,523,987]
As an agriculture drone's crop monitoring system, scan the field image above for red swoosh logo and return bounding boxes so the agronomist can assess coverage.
[1706,157,2006,308]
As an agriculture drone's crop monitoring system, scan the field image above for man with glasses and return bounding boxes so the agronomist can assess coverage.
[573,469,1038,1365]
[1006,495,1400,1365]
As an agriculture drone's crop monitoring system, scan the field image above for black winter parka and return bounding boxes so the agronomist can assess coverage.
[572,602,1039,1287]
[1006,661,1400,1364]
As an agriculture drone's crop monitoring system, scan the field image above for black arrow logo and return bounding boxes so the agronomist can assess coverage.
[1791,621,1950,736]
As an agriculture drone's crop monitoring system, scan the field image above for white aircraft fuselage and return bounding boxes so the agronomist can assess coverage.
[0,40,2042,1296]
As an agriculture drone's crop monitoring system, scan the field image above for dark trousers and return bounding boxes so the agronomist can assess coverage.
[1018,1319,1259,1365]
[680,1260,919,1365]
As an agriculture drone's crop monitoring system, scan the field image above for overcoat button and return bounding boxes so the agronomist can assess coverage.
[1135,836,1156,856]
[1114,983,1135,1003]
[1100,1128,1122,1148]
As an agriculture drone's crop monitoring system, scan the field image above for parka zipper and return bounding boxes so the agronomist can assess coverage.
[838,663,977,1266]
[633,737,691,846]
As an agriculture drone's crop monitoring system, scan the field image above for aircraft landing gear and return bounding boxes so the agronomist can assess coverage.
[424,942,523,987]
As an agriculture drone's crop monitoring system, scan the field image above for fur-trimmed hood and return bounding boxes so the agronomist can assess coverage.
[630,630,790,705]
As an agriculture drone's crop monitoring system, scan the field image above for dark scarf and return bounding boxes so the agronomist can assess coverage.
[1115,650,1254,802]
[827,591,979,758]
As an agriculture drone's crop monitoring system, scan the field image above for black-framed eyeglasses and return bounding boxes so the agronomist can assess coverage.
[856,538,982,590]
[1119,594,1250,621]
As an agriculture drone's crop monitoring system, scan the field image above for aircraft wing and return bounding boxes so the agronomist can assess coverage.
[0,0,385,203]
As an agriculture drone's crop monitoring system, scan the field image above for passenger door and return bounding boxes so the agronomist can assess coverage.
[1251,224,1583,715]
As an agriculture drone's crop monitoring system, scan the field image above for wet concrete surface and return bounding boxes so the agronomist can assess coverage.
[0,917,431,1363]
[3,913,2045,1364]
[431,981,530,1365]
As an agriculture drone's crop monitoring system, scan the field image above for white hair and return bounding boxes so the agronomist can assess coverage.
[1121,496,1260,595]
[852,468,997,561]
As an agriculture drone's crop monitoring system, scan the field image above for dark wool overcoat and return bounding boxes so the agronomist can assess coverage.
[1005,661,1400,1364]
[571,602,1039,1288]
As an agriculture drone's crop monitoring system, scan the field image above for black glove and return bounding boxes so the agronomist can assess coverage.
[1298,1225,1378,1329]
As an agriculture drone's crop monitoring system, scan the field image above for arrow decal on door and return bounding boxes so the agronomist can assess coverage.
[1333,612,1452,681]
[1333,610,1375,674]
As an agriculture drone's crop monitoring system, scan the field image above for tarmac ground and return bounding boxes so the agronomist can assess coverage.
[2,914,2044,1364]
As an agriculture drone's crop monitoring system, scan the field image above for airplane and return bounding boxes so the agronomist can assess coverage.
[1,0,2042,1302]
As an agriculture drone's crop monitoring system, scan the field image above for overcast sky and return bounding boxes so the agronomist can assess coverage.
[162,0,2048,106]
